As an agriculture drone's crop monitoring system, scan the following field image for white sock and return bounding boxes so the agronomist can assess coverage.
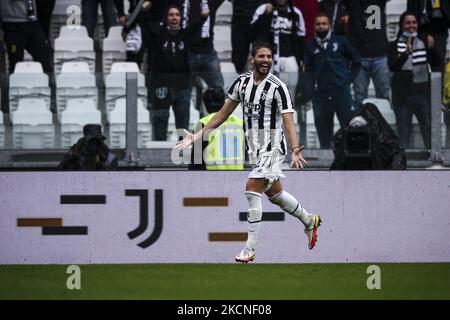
[245,191,263,251]
[269,191,312,227]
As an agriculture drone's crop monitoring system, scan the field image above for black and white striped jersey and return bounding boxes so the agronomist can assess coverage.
[227,71,294,161]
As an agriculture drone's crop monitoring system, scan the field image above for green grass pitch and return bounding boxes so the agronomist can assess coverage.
[0,263,449,300]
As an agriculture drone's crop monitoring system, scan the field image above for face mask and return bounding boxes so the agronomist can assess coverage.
[316,30,329,40]
[403,31,418,38]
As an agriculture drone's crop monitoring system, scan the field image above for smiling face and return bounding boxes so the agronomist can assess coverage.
[402,14,418,34]
[167,7,181,29]
[251,47,273,76]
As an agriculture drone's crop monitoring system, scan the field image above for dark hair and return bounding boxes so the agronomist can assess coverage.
[314,12,331,23]
[165,4,182,18]
[251,42,273,57]
[398,11,418,37]
[203,87,225,114]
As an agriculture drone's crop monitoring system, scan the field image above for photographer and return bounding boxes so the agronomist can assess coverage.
[58,124,118,171]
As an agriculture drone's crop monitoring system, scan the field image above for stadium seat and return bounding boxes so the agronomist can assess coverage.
[11,98,55,149]
[50,0,83,45]
[103,26,127,74]
[214,25,232,61]
[54,26,95,73]
[107,98,151,148]
[56,62,98,118]
[220,61,237,87]
[386,1,406,41]
[105,62,147,112]
[9,62,51,115]
[61,98,101,148]
[215,0,232,25]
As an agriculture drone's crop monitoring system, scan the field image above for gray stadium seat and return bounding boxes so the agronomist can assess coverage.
[11,98,55,149]
[9,62,51,116]
[107,98,151,148]
[61,98,102,148]
[54,26,95,73]
[56,62,98,118]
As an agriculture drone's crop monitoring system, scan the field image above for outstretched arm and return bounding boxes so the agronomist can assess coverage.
[175,99,240,150]
[282,113,307,169]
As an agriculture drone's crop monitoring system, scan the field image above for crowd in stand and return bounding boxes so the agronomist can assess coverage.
[0,0,449,149]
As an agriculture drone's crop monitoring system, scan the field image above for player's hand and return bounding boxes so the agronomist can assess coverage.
[265,3,273,14]
[291,149,308,169]
[175,129,195,151]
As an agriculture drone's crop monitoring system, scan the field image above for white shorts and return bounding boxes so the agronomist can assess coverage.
[248,149,286,191]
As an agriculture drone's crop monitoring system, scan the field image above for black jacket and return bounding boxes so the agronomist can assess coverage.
[343,0,389,57]
[387,37,431,108]
[188,0,225,53]
[148,16,207,88]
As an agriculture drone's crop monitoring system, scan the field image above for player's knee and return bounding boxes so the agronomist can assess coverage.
[268,190,283,205]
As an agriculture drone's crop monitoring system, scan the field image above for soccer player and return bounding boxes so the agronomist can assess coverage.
[176,42,321,263]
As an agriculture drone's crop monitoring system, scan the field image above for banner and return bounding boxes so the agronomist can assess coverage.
[0,171,449,264]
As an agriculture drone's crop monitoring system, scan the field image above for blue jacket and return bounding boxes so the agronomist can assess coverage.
[304,34,361,95]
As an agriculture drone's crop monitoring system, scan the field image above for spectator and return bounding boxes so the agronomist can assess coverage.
[185,0,225,90]
[189,86,244,170]
[388,11,431,149]
[318,0,348,36]
[81,0,117,38]
[343,0,390,109]
[35,0,55,40]
[230,0,265,74]
[304,13,361,148]
[407,0,450,72]
[251,0,306,77]
[148,4,209,141]
[292,0,319,43]
[0,0,54,73]
[115,0,175,68]
[58,124,118,170]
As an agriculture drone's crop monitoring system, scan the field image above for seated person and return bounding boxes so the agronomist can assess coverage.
[58,124,118,170]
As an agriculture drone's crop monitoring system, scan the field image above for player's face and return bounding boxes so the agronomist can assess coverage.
[314,16,330,33]
[167,8,181,29]
[402,15,418,34]
[252,48,273,75]
[276,0,287,7]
